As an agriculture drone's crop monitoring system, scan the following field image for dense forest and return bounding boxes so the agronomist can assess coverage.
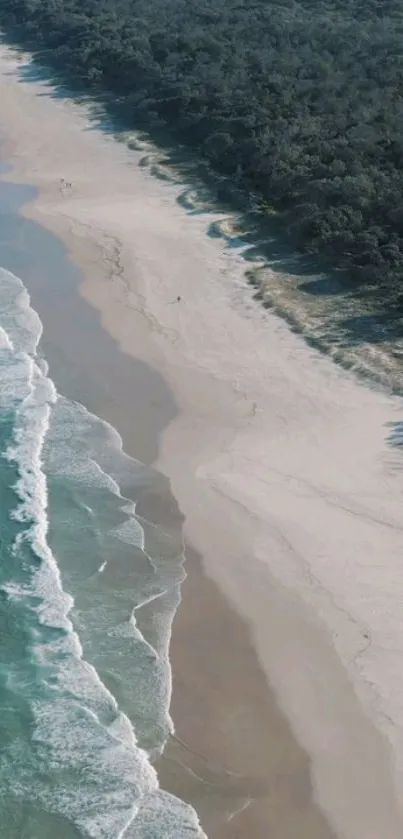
[1,0,403,312]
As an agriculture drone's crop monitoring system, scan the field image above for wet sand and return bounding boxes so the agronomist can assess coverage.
[0,169,336,838]
[156,545,337,838]
[1,42,403,839]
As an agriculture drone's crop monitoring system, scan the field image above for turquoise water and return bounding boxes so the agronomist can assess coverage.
[0,265,205,836]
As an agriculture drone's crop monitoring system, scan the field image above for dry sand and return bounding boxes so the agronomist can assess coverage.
[1,44,403,838]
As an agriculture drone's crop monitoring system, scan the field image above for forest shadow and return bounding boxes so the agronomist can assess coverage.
[337,312,403,347]
[386,421,403,449]
[299,272,355,296]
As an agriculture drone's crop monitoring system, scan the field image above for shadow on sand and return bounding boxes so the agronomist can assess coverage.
[386,421,403,449]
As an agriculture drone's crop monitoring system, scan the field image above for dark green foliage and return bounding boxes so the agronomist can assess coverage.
[1,0,403,310]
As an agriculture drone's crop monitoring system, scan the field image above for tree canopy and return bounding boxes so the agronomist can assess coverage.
[1,0,403,315]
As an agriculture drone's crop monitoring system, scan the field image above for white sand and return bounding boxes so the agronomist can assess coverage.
[1,44,403,838]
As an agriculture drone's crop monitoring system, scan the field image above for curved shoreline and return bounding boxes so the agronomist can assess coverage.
[0,75,337,839]
[1,43,403,838]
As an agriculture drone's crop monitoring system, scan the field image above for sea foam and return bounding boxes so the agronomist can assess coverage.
[0,266,206,837]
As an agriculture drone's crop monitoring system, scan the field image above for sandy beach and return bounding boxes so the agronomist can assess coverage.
[1,43,403,838]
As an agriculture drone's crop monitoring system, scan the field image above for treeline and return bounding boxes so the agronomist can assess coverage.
[1,0,403,311]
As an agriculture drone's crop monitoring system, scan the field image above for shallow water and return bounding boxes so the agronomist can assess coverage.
[0,192,205,836]
[1,111,402,838]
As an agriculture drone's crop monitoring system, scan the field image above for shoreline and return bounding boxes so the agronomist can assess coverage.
[0,155,339,839]
[0,124,338,839]
[0,60,338,839]
[1,42,403,838]
[154,544,337,838]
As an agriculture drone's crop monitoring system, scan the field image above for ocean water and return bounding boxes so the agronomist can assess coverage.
[0,265,205,837]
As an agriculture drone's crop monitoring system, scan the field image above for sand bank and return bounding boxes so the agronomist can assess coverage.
[1,43,403,838]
